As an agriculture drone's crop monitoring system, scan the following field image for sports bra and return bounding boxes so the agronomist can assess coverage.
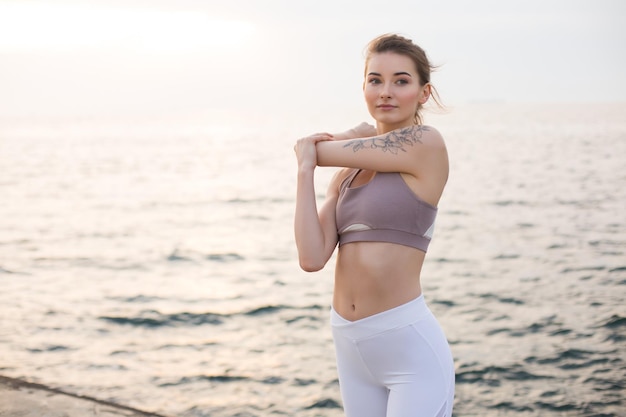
[336,170,437,252]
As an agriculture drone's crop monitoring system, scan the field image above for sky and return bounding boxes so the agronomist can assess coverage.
[0,0,624,121]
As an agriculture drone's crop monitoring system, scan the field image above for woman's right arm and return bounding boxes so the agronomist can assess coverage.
[294,134,341,272]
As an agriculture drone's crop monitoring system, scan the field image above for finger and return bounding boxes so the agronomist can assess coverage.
[312,132,333,138]
[314,136,333,143]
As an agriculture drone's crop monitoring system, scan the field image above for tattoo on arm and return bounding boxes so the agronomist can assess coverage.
[342,126,429,154]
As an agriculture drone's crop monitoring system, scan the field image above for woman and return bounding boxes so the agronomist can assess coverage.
[294,34,454,417]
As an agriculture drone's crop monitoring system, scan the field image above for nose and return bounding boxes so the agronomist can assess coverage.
[380,82,392,99]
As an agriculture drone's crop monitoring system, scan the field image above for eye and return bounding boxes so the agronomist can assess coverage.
[395,78,410,85]
[367,77,382,85]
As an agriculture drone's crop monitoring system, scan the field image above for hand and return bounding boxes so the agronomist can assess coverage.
[332,122,377,140]
[294,132,333,171]
[352,122,377,138]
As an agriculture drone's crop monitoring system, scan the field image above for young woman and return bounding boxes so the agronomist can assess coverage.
[294,34,454,417]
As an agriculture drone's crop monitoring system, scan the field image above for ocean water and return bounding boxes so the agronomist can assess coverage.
[0,103,624,417]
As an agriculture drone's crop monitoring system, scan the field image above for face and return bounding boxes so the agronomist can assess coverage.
[363,52,430,132]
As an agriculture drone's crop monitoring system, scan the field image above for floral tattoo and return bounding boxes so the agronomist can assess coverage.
[342,126,429,154]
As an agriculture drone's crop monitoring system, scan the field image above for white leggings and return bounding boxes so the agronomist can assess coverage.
[331,295,455,417]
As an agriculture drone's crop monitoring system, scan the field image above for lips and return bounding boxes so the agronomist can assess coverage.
[377,104,397,110]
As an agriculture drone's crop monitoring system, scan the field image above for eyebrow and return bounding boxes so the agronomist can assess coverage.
[367,72,413,77]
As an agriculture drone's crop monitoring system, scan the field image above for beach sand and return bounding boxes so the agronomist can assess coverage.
[0,375,170,417]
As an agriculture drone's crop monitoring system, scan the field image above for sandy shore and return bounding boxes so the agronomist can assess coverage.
[0,375,171,417]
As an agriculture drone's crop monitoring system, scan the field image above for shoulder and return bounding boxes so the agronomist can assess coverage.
[386,125,446,163]
[418,125,446,148]
[382,125,445,151]
[411,126,447,165]
[416,126,449,179]
[331,167,355,186]
[326,168,354,196]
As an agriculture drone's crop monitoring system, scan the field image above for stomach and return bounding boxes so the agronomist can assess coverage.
[333,241,426,321]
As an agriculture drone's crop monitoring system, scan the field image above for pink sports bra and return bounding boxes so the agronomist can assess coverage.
[335,170,437,252]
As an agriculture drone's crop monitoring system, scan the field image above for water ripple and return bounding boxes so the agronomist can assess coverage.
[100,310,225,327]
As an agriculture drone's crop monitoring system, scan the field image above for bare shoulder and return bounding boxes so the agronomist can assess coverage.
[416,126,449,182]
[417,126,448,167]
[373,124,445,153]
[419,125,446,149]
[326,168,353,196]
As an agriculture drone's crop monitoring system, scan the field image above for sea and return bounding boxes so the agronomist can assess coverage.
[0,103,624,417]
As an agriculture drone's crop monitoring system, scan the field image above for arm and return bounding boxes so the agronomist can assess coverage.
[317,125,443,177]
[294,134,341,272]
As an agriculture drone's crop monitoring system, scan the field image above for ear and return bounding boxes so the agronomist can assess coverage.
[419,83,432,104]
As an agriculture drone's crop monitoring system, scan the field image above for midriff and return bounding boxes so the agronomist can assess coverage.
[333,241,425,321]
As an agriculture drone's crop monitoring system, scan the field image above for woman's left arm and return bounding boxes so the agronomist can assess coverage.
[316,125,445,177]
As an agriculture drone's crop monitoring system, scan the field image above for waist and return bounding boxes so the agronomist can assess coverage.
[334,243,424,320]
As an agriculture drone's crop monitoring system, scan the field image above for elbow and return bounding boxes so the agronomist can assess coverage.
[298,258,325,272]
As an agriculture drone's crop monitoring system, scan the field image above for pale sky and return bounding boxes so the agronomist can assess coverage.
[0,0,624,121]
